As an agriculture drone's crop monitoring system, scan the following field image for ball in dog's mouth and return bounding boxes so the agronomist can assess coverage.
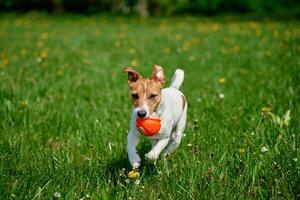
[136,115,161,136]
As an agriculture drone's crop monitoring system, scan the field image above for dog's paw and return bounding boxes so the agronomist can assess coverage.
[132,162,140,169]
[129,152,141,168]
[145,151,157,162]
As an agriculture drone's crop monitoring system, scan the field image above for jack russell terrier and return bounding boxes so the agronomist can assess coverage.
[124,64,187,169]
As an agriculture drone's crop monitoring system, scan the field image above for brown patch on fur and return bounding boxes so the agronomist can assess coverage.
[145,79,162,113]
[124,65,165,115]
[150,64,165,86]
[182,95,186,110]
[124,67,142,88]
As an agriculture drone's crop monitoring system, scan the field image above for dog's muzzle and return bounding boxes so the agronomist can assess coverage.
[137,110,147,118]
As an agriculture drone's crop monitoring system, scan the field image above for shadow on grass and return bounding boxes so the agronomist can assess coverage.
[101,141,158,188]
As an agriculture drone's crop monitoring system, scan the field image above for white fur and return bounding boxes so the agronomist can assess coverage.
[170,69,184,89]
[127,69,187,168]
[134,102,150,118]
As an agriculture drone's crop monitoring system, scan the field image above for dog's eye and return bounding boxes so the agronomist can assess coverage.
[131,93,139,99]
[149,94,158,99]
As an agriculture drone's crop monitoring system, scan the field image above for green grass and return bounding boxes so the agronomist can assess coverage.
[0,13,299,199]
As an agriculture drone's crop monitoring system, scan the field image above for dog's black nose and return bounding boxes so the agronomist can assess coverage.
[137,110,147,118]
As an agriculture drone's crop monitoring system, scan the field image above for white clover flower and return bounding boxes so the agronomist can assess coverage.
[219,93,225,99]
[125,179,130,184]
[134,179,140,185]
[36,57,42,63]
[53,192,61,198]
[261,146,268,153]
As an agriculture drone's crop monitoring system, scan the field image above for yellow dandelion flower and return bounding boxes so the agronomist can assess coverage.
[273,30,279,38]
[82,59,89,64]
[280,42,286,49]
[191,38,200,44]
[129,48,136,55]
[41,32,49,40]
[114,41,121,48]
[128,169,140,179]
[20,99,28,107]
[223,37,230,44]
[261,107,272,113]
[211,24,220,32]
[255,30,261,37]
[94,30,101,36]
[131,59,138,67]
[182,41,190,52]
[264,50,272,56]
[37,41,44,48]
[249,21,260,30]
[239,68,247,75]
[40,51,48,59]
[282,120,289,127]
[239,148,246,154]
[220,47,227,55]
[285,30,291,38]
[197,25,208,33]
[233,45,240,52]
[2,58,9,65]
[218,77,226,84]
[56,70,63,77]
[21,48,27,55]
[163,48,170,54]
[175,34,182,40]
[83,50,89,56]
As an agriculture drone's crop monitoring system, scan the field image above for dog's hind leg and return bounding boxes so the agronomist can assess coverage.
[163,106,187,158]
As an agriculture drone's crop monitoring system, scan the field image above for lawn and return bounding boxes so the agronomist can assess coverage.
[0,13,299,199]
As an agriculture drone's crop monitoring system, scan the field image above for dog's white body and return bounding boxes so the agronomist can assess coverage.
[127,69,187,168]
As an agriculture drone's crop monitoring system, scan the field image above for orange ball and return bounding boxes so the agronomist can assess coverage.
[136,117,161,136]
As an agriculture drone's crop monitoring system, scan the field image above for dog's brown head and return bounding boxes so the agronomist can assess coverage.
[124,64,165,118]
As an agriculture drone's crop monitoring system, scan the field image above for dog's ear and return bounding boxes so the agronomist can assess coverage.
[124,67,142,85]
[150,64,165,86]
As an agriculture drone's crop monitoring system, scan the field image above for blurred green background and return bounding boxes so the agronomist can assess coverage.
[1,0,299,199]
[1,0,300,17]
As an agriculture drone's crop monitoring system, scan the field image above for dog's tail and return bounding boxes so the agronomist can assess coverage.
[170,69,184,89]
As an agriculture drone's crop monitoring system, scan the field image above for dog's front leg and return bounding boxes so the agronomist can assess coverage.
[127,130,141,168]
[127,111,141,169]
[145,138,169,162]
